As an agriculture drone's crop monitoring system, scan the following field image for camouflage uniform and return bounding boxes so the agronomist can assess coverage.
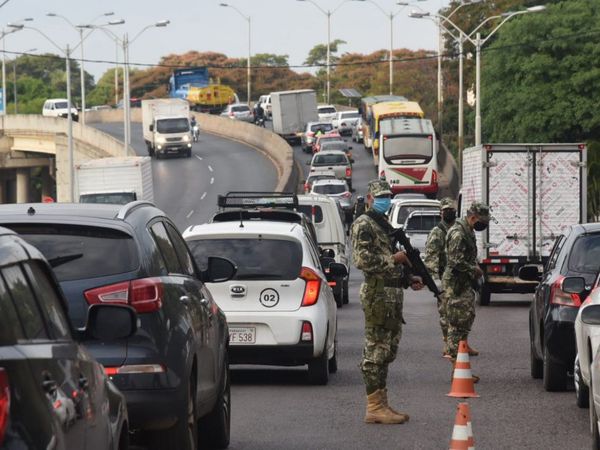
[423,198,456,350]
[442,202,489,359]
[351,181,408,395]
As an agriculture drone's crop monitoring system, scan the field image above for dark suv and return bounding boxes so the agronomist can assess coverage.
[0,226,136,450]
[522,223,600,391]
[0,202,234,450]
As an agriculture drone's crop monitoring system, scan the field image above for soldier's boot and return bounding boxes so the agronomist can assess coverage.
[364,390,409,424]
[467,344,479,356]
[381,389,410,421]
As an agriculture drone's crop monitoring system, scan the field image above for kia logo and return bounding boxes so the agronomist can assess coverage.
[230,285,246,297]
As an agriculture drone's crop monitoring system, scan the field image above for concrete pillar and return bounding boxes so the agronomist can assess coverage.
[54,134,71,202]
[16,168,29,203]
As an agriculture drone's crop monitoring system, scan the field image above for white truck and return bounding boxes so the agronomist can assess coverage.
[460,143,588,305]
[75,156,154,205]
[270,89,318,142]
[141,98,193,159]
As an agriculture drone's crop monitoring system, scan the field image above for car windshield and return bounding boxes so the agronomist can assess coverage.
[307,175,336,184]
[319,107,336,114]
[156,118,190,133]
[232,106,250,113]
[568,233,600,273]
[313,184,347,195]
[396,205,439,225]
[187,238,302,280]
[320,142,347,152]
[383,136,433,160]
[8,224,139,282]
[405,214,440,232]
[310,123,333,133]
[296,205,324,223]
[313,154,347,165]
[55,102,68,109]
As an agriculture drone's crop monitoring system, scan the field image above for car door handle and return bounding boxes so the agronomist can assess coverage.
[180,295,191,305]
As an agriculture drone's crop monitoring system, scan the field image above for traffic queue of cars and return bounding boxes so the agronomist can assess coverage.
[0,190,353,449]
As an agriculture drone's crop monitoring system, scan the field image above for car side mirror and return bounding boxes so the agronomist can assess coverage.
[518,265,542,282]
[201,256,237,283]
[149,124,154,132]
[562,276,586,295]
[582,305,600,325]
[83,304,137,341]
[328,262,348,278]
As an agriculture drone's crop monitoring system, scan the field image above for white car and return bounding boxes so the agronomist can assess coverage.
[332,110,360,135]
[221,103,254,122]
[317,105,337,122]
[573,274,600,446]
[42,98,78,121]
[402,210,441,253]
[388,198,441,229]
[183,207,344,385]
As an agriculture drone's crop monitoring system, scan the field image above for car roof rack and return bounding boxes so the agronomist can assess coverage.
[217,192,298,209]
[212,209,303,224]
[116,201,156,220]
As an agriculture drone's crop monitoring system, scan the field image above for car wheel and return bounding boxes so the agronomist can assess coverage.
[186,149,192,158]
[478,283,491,306]
[148,377,197,450]
[543,345,567,391]
[328,339,338,374]
[591,381,600,449]
[342,277,349,304]
[575,355,590,408]
[308,344,329,385]
[530,324,543,379]
[198,354,231,449]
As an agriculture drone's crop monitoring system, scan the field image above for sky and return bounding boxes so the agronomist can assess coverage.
[1,0,450,82]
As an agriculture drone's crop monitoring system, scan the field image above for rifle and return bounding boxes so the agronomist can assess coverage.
[390,227,443,301]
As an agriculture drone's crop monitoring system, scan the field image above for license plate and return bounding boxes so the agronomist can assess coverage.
[229,327,256,345]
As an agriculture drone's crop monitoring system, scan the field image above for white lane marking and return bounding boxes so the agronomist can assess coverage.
[186,210,194,219]
[195,155,203,161]
[210,177,214,184]
[201,192,207,200]
[208,165,213,172]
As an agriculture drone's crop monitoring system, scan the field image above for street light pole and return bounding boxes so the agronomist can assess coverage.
[1,36,6,115]
[219,4,251,104]
[475,32,482,145]
[65,44,74,202]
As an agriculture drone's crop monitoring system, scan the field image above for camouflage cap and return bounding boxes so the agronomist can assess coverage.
[440,197,457,210]
[468,201,490,220]
[367,179,392,197]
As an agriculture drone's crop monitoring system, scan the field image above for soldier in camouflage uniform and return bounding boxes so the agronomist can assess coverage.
[443,202,490,369]
[423,197,457,357]
[351,179,424,425]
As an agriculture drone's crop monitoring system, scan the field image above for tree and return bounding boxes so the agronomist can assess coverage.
[304,39,347,68]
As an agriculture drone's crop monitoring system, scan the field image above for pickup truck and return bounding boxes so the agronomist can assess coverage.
[332,110,360,135]
[308,150,353,190]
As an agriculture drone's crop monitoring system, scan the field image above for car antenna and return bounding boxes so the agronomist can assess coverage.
[239,210,244,228]
[27,206,36,216]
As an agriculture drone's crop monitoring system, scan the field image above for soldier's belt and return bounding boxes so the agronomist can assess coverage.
[364,276,402,289]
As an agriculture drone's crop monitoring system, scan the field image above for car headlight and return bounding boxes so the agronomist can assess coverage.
[156,137,166,144]
[183,134,190,142]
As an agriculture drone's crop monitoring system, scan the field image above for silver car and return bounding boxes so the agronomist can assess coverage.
[301,121,334,153]
[221,103,254,122]
[332,110,360,135]
[310,179,353,217]
[351,117,364,143]
[402,210,441,253]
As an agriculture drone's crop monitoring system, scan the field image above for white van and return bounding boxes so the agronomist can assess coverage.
[42,98,79,121]
[297,194,350,306]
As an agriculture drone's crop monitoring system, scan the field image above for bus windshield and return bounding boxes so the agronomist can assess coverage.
[383,136,432,161]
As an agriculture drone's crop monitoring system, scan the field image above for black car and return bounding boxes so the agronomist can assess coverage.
[0,202,234,450]
[522,223,600,391]
[0,226,136,450]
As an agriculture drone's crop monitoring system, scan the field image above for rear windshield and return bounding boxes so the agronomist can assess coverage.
[80,193,136,205]
[187,238,302,281]
[405,214,440,232]
[313,184,347,195]
[321,142,347,152]
[318,107,336,114]
[156,118,190,133]
[568,234,600,273]
[313,154,347,165]
[341,112,360,119]
[8,225,139,282]
[396,205,439,225]
[232,106,250,113]
[296,205,324,223]
[311,123,333,133]
[383,136,433,160]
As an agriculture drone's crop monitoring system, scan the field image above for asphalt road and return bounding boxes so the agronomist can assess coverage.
[97,121,589,448]
[93,122,278,229]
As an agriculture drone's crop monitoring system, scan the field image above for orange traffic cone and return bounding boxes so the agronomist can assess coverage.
[448,341,479,398]
[449,402,475,450]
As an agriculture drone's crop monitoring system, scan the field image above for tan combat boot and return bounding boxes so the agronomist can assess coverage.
[364,389,409,424]
[381,389,410,422]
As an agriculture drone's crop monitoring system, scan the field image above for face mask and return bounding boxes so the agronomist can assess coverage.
[474,221,488,231]
[442,210,456,223]
[372,197,391,214]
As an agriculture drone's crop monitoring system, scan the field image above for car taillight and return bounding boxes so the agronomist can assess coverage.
[304,183,310,193]
[345,167,352,178]
[486,265,505,274]
[85,278,163,313]
[300,267,321,307]
[301,321,313,342]
[431,170,438,185]
[550,275,582,307]
[380,170,385,178]
[343,192,351,198]
[0,368,9,446]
